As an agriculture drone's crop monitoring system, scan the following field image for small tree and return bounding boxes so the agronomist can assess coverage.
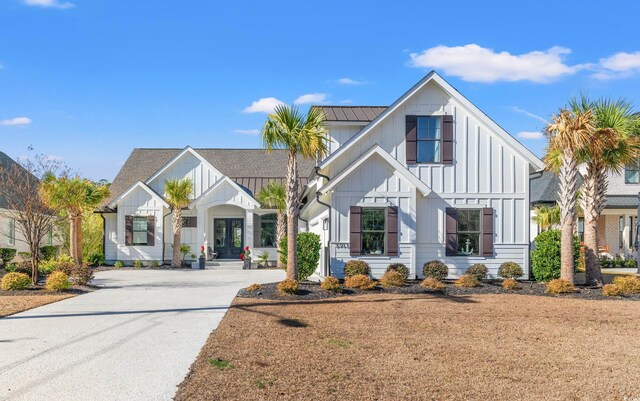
[0,153,64,284]
[165,178,194,268]
[532,205,561,232]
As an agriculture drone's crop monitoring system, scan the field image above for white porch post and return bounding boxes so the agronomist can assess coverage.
[245,209,254,249]
[197,207,207,258]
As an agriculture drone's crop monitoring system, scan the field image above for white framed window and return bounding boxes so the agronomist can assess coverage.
[625,164,639,184]
[416,116,441,163]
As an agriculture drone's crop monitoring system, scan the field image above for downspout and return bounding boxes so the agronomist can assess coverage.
[315,167,332,276]
[529,169,545,281]
[162,209,172,265]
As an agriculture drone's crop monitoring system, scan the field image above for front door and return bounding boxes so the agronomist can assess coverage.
[213,218,244,259]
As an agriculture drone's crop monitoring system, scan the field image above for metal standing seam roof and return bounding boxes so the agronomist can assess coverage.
[102,148,314,208]
[314,106,388,122]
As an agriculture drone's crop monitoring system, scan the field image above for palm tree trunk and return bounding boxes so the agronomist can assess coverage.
[558,152,579,283]
[69,215,79,263]
[286,151,299,280]
[76,216,83,263]
[276,211,286,269]
[583,163,606,286]
[172,208,182,268]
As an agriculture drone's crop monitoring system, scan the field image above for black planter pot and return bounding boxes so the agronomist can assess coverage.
[198,256,206,269]
[243,258,252,270]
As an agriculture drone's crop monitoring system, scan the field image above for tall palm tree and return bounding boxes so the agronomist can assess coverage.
[544,108,594,284]
[40,174,110,263]
[165,178,194,268]
[571,96,639,286]
[532,204,561,232]
[257,181,287,268]
[261,105,329,280]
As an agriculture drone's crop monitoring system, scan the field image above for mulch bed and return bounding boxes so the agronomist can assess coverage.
[176,292,640,401]
[0,285,95,317]
[238,280,640,301]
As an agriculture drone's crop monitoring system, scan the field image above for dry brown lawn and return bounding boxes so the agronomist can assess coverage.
[176,293,640,401]
[0,293,75,317]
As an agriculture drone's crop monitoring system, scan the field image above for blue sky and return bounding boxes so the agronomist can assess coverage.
[2,0,640,180]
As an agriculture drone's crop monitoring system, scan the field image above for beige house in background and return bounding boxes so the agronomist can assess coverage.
[531,168,639,258]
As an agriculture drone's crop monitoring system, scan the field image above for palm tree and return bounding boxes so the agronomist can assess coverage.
[40,174,110,263]
[257,181,286,268]
[571,96,639,286]
[532,204,561,232]
[164,178,194,268]
[261,105,329,280]
[544,108,594,284]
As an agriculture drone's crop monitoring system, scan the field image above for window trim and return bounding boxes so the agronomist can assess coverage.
[630,216,634,251]
[182,216,197,228]
[7,218,15,246]
[625,163,640,184]
[456,208,482,256]
[259,213,278,248]
[619,215,625,248]
[415,116,442,164]
[132,216,149,246]
[361,207,386,256]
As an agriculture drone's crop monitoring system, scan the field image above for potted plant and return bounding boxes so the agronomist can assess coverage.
[240,246,251,270]
[199,246,206,269]
[180,244,191,267]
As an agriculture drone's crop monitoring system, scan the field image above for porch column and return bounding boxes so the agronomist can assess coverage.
[197,207,207,258]
[245,209,254,249]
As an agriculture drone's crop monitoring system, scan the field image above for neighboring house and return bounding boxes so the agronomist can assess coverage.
[300,71,544,278]
[531,168,639,258]
[0,151,56,259]
[98,148,314,264]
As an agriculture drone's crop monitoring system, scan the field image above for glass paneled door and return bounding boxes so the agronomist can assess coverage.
[213,218,244,259]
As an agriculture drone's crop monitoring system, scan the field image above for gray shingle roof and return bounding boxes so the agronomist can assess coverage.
[0,151,36,210]
[530,171,584,205]
[104,148,315,207]
[314,106,387,122]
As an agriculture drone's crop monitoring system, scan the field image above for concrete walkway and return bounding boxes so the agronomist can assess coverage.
[0,268,284,401]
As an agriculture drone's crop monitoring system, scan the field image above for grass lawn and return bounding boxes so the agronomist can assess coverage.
[177,292,640,400]
[0,291,75,317]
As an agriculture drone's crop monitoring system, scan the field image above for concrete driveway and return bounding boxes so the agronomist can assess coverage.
[0,268,284,401]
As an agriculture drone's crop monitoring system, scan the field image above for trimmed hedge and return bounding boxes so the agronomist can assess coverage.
[498,262,523,280]
[386,263,409,280]
[531,229,581,282]
[0,248,16,269]
[1,272,31,290]
[343,260,370,278]
[422,260,448,280]
[278,233,322,281]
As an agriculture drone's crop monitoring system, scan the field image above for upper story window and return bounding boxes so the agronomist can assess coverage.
[625,163,639,184]
[417,116,441,163]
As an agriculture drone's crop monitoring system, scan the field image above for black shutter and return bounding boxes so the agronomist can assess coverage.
[125,216,133,246]
[349,206,362,256]
[445,208,458,256]
[442,115,454,165]
[386,206,398,256]
[147,215,155,246]
[482,208,494,257]
[253,214,261,247]
[406,115,417,164]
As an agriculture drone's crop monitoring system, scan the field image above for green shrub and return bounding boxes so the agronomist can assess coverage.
[56,263,93,286]
[45,271,71,291]
[180,244,191,260]
[133,260,143,268]
[422,260,448,280]
[344,274,376,290]
[40,254,75,276]
[0,248,17,268]
[114,261,124,268]
[380,270,405,287]
[1,272,31,290]
[386,263,409,280]
[624,258,638,269]
[4,263,17,272]
[531,229,581,282]
[344,260,370,277]
[320,276,342,292]
[278,233,321,281]
[545,279,576,294]
[150,260,160,268]
[466,263,488,282]
[39,246,58,261]
[38,259,58,276]
[420,277,445,290]
[599,256,613,269]
[87,252,105,267]
[498,262,523,280]
[277,279,299,295]
[454,274,481,288]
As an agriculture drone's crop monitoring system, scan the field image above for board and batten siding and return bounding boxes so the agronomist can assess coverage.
[324,80,531,278]
[327,124,364,154]
[147,152,223,200]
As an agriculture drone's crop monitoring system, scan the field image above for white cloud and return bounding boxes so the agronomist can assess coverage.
[510,106,548,124]
[243,97,284,114]
[234,129,259,135]
[409,44,581,83]
[0,117,32,126]
[335,77,367,85]
[592,51,640,80]
[339,99,354,105]
[293,93,328,105]
[517,131,544,140]
[24,0,75,9]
